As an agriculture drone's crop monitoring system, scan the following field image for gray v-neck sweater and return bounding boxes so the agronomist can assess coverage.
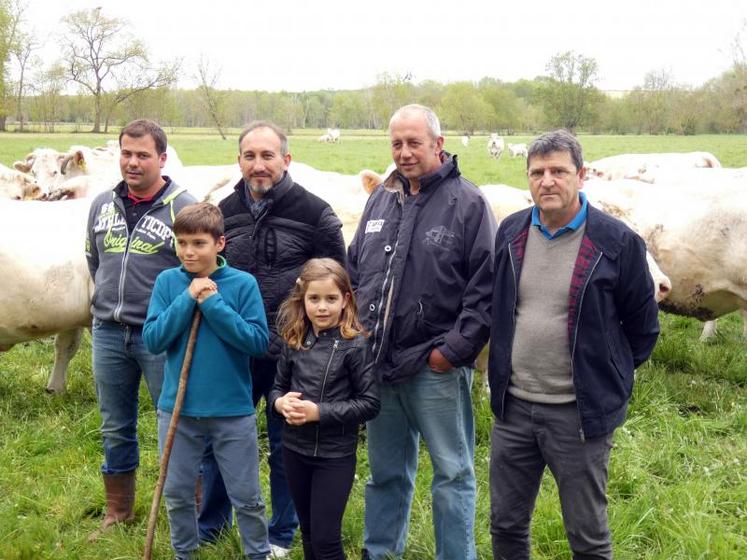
[508,224,585,404]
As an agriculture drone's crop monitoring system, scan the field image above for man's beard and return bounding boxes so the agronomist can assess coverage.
[245,179,272,197]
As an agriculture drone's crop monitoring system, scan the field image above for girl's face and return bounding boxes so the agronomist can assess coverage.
[304,277,349,335]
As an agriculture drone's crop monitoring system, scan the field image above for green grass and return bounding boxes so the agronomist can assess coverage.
[0,131,746,559]
[3,131,745,188]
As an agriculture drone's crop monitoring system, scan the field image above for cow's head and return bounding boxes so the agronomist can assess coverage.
[60,150,88,176]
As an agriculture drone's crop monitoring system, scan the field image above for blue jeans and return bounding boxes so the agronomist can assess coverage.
[199,357,298,548]
[363,365,476,560]
[158,412,270,559]
[92,318,165,474]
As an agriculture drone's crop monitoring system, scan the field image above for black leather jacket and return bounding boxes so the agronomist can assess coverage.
[269,328,380,458]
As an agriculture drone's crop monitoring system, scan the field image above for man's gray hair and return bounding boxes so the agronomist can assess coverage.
[389,104,442,139]
[238,120,289,156]
[527,129,584,171]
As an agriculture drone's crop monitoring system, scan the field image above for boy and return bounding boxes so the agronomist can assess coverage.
[143,203,271,560]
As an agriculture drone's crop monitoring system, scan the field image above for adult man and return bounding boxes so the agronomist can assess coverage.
[200,120,346,556]
[85,119,196,538]
[348,104,495,560]
[487,130,660,559]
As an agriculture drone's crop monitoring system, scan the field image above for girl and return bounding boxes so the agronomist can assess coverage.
[269,258,380,560]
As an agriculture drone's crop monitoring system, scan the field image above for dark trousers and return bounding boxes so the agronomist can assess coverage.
[283,447,356,560]
[490,394,614,560]
[198,357,298,547]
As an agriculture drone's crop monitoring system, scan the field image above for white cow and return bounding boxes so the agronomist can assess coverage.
[507,143,528,159]
[487,133,505,159]
[0,164,41,200]
[18,143,184,198]
[14,148,67,192]
[353,174,672,306]
[479,182,672,303]
[0,198,93,393]
[587,152,721,181]
[635,165,747,185]
[586,177,747,341]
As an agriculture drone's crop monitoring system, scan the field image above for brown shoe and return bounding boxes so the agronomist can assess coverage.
[88,471,136,541]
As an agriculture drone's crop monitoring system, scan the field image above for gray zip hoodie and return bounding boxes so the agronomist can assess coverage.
[85,179,196,326]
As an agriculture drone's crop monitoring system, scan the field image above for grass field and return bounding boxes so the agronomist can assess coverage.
[0,132,745,559]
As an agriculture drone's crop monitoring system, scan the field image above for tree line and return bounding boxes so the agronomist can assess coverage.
[2,4,746,135]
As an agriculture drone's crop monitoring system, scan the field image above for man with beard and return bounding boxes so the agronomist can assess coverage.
[199,121,346,558]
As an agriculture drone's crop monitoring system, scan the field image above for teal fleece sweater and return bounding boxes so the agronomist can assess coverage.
[143,258,269,417]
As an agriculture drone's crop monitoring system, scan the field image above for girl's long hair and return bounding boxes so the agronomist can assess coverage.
[276,258,366,350]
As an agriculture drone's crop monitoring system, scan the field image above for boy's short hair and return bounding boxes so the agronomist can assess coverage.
[173,203,224,240]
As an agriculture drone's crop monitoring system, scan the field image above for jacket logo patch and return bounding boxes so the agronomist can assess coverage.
[365,219,385,233]
[424,225,455,249]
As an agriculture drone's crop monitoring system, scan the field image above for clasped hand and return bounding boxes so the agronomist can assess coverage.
[189,278,217,303]
[274,391,320,425]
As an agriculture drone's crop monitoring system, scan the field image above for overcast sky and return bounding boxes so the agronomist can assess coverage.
[20,0,747,93]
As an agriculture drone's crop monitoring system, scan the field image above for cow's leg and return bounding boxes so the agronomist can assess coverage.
[699,320,717,342]
[742,310,747,341]
[46,328,83,394]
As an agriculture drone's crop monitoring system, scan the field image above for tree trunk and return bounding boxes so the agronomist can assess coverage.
[92,94,102,133]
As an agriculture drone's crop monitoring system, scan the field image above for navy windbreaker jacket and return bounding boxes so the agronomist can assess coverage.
[487,204,660,439]
[348,153,496,384]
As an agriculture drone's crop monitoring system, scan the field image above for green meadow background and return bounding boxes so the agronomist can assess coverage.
[0,131,745,559]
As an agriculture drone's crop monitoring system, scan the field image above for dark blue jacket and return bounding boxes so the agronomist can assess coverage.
[487,204,660,439]
[348,153,496,384]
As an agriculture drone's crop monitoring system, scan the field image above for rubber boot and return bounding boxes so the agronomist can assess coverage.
[88,471,136,541]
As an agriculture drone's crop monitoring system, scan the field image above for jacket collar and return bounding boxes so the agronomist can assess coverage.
[180,255,228,278]
[507,203,625,260]
[302,325,341,348]
[382,152,460,200]
[112,176,189,208]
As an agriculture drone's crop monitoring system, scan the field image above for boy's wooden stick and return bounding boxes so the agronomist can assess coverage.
[143,309,202,560]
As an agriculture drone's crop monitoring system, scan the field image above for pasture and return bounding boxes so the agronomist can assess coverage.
[0,132,745,559]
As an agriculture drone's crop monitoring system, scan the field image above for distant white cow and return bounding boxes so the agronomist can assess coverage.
[507,143,528,159]
[587,152,721,181]
[318,128,341,143]
[0,198,93,393]
[488,133,505,159]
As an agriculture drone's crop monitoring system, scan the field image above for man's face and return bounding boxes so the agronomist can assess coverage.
[119,134,166,195]
[527,150,585,228]
[389,113,444,181]
[176,232,225,278]
[238,127,291,198]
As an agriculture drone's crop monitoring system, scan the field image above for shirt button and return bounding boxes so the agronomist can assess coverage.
[369,303,376,311]
[384,244,392,253]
